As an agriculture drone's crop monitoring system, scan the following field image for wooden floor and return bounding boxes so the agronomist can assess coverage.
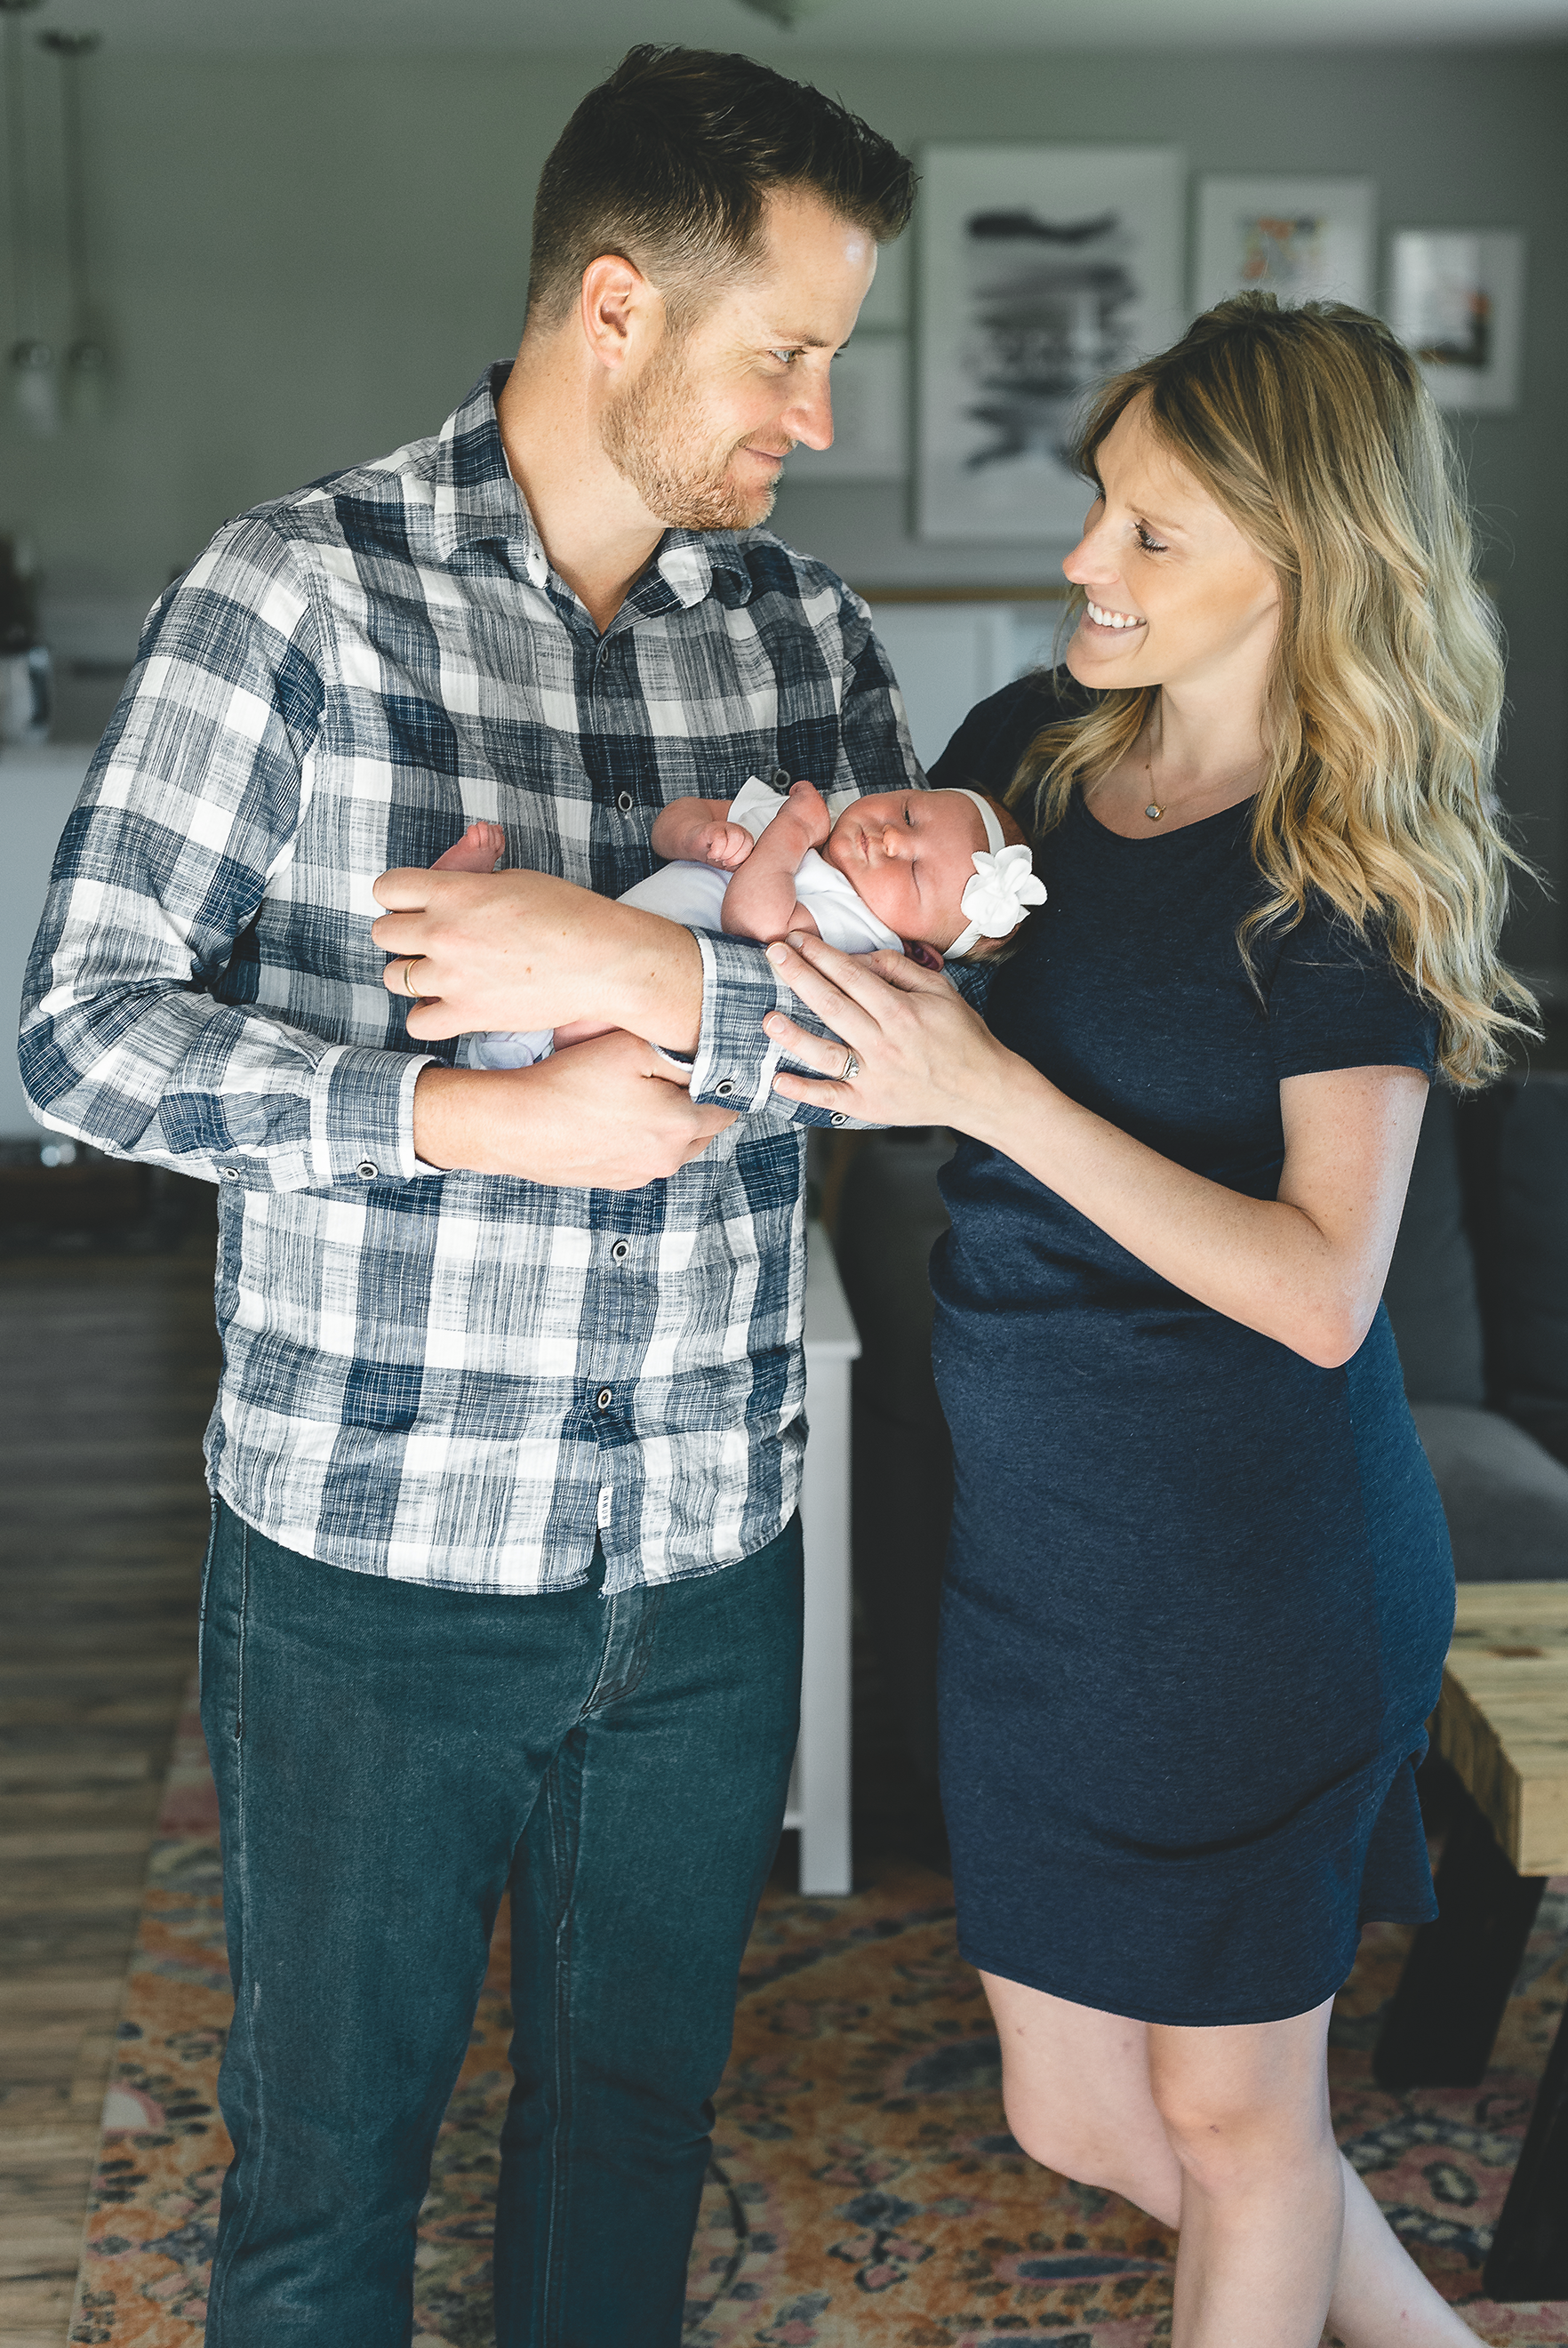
[0,1232,220,2348]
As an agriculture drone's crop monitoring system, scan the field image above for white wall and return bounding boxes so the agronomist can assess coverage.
[2,40,1563,966]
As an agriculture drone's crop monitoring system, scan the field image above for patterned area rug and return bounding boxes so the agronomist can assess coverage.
[69,1696,1568,2347]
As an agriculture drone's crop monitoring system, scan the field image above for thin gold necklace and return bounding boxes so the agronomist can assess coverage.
[1140,734,1260,824]
[1143,732,1164,821]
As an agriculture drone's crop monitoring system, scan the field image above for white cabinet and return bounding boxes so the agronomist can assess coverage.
[782,1222,861,1896]
[865,597,1063,773]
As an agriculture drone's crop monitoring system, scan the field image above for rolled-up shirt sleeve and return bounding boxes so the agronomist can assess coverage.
[19,517,432,1190]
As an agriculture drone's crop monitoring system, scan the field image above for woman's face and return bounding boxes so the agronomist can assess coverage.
[1060,393,1281,698]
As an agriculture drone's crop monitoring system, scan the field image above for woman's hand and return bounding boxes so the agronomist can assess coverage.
[764,934,1020,1134]
[372,866,703,1052]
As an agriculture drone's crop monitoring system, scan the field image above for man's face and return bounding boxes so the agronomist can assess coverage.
[600,188,878,532]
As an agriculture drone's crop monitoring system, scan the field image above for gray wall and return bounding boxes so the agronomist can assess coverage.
[3,39,1563,966]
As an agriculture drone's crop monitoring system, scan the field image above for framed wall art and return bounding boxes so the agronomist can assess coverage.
[1389,229,1525,412]
[916,143,1186,544]
[785,334,908,484]
[1194,175,1375,312]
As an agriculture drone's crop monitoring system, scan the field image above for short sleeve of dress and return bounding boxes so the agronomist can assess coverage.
[1268,903,1438,1082]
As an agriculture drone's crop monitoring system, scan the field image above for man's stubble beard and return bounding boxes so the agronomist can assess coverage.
[600,333,787,533]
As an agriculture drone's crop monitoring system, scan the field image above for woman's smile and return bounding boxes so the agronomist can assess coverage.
[1083,598,1148,635]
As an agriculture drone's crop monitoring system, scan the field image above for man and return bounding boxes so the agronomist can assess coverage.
[21,45,916,2347]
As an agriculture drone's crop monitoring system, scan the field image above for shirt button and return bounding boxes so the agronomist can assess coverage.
[616,791,634,813]
[830,1113,848,1127]
[356,1158,379,1181]
[220,1166,241,1182]
[610,1239,630,1262]
[715,1078,734,1097]
[596,1386,613,1410]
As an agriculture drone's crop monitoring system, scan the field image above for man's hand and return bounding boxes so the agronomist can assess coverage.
[412,1031,736,1190]
[372,866,704,1054]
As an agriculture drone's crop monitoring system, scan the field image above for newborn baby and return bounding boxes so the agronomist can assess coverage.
[430,775,1044,1070]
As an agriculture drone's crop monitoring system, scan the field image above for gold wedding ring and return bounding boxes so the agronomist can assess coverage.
[399,956,425,998]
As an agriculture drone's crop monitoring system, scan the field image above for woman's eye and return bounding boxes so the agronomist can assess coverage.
[1135,522,1168,553]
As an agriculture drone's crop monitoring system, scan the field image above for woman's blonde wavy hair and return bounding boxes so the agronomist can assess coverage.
[1009,293,1539,1086]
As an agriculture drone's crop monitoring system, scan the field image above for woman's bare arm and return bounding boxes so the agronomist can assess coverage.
[761,935,1427,1369]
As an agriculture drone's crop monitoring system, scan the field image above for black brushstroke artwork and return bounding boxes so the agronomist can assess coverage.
[961,206,1140,473]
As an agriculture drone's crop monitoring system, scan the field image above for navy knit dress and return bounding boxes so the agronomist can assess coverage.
[928,675,1454,2028]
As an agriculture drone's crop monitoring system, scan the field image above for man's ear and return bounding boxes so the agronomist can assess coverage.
[579,253,661,377]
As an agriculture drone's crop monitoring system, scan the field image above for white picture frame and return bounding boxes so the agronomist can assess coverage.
[785,334,908,484]
[916,143,1186,544]
[1389,229,1525,413]
[1194,176,1375,314]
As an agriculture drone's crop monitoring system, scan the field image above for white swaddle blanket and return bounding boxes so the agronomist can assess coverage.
[460,777,903,1071]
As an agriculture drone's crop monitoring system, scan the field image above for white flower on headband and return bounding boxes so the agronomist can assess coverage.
[955,844,1046,946]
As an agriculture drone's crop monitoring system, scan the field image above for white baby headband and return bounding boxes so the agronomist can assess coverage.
[948,787,1006,855]
[944,789,1047,958]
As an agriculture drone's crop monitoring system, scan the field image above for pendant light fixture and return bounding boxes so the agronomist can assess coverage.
[40,29,103,421]
[2,0,57,437]
[732,0,837,26]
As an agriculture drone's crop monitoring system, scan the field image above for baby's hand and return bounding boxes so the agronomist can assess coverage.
[432,820,507,874]
[785,779,831,848]
[692,821,755,871]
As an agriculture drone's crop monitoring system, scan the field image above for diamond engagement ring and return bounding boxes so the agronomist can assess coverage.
[840,1050,860,1082]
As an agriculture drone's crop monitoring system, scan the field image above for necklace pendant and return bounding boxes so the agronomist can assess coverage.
[1145,803,1164,821]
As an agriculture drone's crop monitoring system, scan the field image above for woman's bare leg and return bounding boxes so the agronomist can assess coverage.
[1325,2159,1484,2348]
[983,1972,1480,2347]
[980,1971,1184,2224]
[1151,2000,1344,2345]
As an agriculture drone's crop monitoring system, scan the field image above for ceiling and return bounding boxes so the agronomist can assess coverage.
[18,0,1568,52]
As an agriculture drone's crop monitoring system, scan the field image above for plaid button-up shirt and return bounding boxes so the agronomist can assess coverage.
[20,366,924,1593]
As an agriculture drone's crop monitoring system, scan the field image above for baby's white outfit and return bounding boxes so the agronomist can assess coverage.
[460,776,903,1071]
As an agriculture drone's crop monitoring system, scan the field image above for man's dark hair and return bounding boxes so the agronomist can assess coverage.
[527,45,916,330]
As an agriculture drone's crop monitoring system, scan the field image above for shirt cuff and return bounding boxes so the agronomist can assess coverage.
[685,928,875,1130]
[685,930,785,1113]
[310,1045,436,1186]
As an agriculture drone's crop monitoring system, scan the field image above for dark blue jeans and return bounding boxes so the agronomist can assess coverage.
[198,1498,804,2347]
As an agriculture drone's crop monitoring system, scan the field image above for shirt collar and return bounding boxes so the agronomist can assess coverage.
[428,363,754,610]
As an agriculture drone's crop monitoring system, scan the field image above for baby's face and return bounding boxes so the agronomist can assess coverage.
[822,789,986,950]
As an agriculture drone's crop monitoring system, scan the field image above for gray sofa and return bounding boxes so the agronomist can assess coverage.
[833,1073,1568,1792]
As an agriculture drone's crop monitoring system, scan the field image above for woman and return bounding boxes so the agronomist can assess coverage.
[761,296,1536,2345]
